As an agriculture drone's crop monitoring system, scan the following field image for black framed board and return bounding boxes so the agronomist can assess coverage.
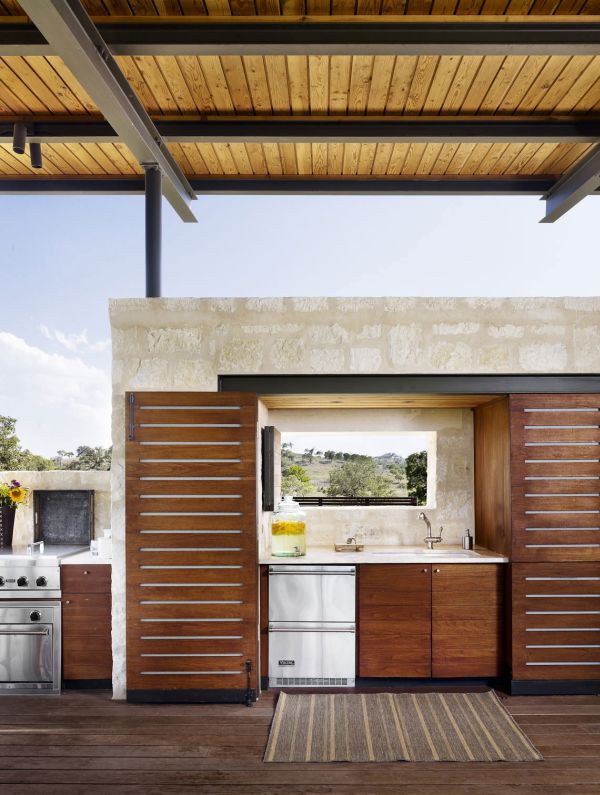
[33,490,94,546]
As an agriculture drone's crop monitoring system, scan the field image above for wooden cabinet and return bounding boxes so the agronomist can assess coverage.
[432,565,504,677]
[358,564,504,679]
[359,564,431,677]
[62,564,112,683]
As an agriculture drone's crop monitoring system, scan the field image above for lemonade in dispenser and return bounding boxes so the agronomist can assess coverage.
[270,495,307,557]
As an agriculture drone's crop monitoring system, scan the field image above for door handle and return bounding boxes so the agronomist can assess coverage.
[0,628,49,636]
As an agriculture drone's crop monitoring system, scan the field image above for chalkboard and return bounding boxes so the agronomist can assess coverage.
[33,490,94,546]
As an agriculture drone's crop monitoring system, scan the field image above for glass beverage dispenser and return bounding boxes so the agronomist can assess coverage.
[271,496,307,557]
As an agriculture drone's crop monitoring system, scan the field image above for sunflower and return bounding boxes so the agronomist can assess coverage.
[9,486,26,504]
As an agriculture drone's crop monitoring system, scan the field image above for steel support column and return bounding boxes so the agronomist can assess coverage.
[145,165,161,299]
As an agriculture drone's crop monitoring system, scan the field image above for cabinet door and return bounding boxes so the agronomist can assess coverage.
[62,593,112,680]
[432,564,504,677]
[359,564,431,678]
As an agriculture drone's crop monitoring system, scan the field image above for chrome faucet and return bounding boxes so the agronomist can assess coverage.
[26,540,45,556]
[418,512,443,550]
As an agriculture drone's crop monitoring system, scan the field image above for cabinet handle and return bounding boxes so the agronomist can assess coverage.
[64,600,71,605]
[83,570,90,575]
[434,568,441,573]
[421,568,428,573]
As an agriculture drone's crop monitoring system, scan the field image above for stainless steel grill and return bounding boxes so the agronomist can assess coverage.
[0,545,85,694]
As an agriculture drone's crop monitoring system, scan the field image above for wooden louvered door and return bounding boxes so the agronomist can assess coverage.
[510,394,600,562]
[125,391,258,703]
[510,394,600,684]
[513,563,600,681]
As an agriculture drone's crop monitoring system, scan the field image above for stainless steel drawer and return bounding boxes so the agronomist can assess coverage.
[268,624,356,684]
[268,566,356,623]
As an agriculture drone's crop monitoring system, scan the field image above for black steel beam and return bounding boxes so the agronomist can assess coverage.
[2,117,600,145]
[3,19,600,56]
[0,176,567,195]
[218,374,600,395]
[145,165,162,299]
[542,143,600,222]
[18,0,197,222]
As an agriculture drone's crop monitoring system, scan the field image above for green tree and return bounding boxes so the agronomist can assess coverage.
[303,447,315,464]
[327,458,396,498]
[406,450,427,505]
[386,461,406,487]
[0,416,54,471]
[280,442,295,469]
[64,446,112,471]
[281,464,313,497]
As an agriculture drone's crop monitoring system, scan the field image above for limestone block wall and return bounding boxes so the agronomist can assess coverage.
[110,296,600,698]
[0,469,111,546]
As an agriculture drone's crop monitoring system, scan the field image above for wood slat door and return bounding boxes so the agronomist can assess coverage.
[125,391,258,702]
[510,394,600,562]
[512,563,600,681]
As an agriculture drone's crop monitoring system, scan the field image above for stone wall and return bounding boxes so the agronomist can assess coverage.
[110,296,600,698]
[0,469,111,546]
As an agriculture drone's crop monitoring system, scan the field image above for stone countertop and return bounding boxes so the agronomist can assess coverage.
[259,545,508,565]
[60,550,112,566]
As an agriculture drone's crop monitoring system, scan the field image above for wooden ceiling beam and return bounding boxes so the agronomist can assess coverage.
[2,117,600,145]
[3,17,600,56]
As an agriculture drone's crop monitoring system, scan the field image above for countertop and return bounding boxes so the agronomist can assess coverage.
[259,545,508,565]
[60,550,112,566]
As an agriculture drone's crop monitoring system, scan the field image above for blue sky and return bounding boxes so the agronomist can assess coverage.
[1,191,600,457]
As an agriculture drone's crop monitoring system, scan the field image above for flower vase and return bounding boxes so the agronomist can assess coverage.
[0,507,16,547]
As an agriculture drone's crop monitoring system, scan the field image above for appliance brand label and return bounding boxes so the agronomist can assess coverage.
[278,660,295,666]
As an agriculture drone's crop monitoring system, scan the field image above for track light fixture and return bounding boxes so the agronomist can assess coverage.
[12,122,26,155]
[11,123,44,168]
[29,142,43,169]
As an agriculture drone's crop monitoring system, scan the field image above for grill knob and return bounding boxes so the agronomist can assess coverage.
[36,576,47,587]
[17,576,28,587]
[29,610,41,622]
[0,577,5,586]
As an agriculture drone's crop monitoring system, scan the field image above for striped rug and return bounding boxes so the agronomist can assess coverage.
[264,691,542,763]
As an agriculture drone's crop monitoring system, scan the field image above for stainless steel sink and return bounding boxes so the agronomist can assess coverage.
[370,549,477,558]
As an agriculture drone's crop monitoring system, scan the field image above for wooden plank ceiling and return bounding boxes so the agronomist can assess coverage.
[1,2,598,16]
[0,6,600,182]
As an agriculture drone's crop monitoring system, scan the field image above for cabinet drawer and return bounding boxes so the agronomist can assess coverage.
[61,564,111,594]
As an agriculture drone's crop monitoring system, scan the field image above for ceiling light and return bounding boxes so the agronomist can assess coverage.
[12,122,26,155]
[29,142,43,169]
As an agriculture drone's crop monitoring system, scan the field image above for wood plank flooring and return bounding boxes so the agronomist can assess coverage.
[0,687,598,794]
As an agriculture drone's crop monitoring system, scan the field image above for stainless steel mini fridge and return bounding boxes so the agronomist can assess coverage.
[268,565,356,687]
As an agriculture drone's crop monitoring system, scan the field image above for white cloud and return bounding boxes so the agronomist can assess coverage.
[0,332,111,457]
[40,325,110,354]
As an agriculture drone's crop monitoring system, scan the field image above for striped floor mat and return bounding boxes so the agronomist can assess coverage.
[264,691,542,763]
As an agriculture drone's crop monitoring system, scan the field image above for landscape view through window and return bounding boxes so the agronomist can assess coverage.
[280,432,429,505]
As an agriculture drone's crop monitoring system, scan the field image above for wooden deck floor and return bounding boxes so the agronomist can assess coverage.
[0,688,598,794]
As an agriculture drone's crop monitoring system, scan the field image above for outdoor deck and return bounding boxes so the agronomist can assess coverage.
[0,688,598,794]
